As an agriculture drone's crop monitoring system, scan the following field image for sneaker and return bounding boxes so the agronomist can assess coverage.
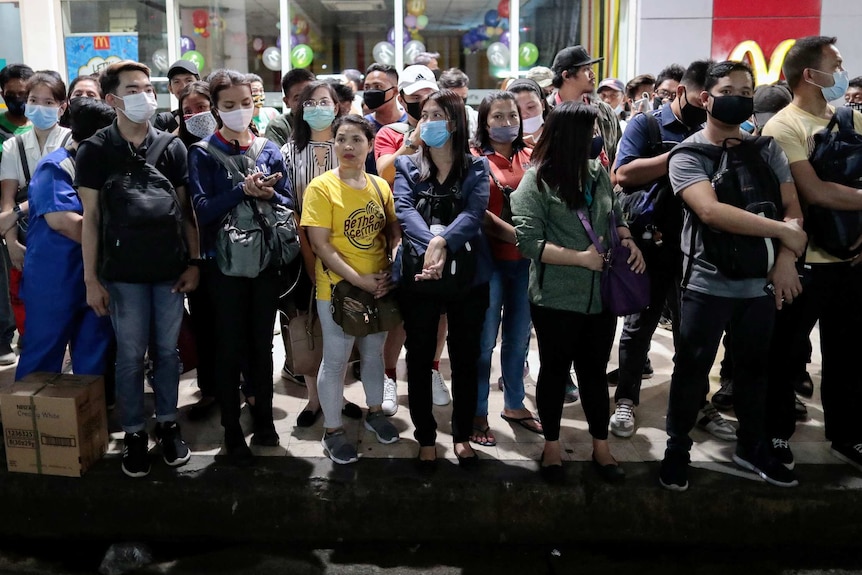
[830,442,862,472]
[431,369,451,406]
[657,315,673,331]
[0,342,16,366]
[711,377,734,411]
[155,421,191,467]
[281,364,306,386]
[794,396,808,421]
[122,431,151,478]
[364,410,400,444]
[381,376,398,416]
[659,455,689,492]
[770,438,795,470]
[733,447,799,487]
[696,403,737,441]
[321,429,359,465]
[794,371,814,399]
[609,399,636,438]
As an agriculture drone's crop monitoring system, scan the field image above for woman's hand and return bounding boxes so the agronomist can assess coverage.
[580,241,605,272]
[7,240,25,271]
[416,236,447,281]
[242,173,278,200]
[355,272,390,295]
[622,238,646,273]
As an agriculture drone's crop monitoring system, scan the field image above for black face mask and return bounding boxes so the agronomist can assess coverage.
[432,69,442,81]
[3,94,26,117]
[363,87,394,110]
[847,101,862,112]
[590,135,604,159]
[709,95,754,126]
[405,100,423,121]
[678,87,707,128]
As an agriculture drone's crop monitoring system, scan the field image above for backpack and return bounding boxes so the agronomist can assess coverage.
[616,113,681,247]
[98,132,188,283]
[670,136,784,282]
[15,132,71,245]
[806,106,862,259]
[191,138,300,278]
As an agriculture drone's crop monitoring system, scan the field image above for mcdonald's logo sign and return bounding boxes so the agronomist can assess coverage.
[93,36,111,50]
[728,39,796,86]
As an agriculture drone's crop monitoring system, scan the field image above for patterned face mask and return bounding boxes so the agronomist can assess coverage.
[184,111,217,139]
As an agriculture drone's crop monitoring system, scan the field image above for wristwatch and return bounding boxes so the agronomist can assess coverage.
[13,205,23,220]
[187,258,204,267]
[404,140,419,150]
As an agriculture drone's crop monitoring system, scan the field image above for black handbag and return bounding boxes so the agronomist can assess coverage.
[330,281,401,337]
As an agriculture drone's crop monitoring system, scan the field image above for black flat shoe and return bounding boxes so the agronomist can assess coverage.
[416,453,438,474]
[296,408,322,428]
[250,426,280,447]
[592,453,625,483]
[455,447,479,468]
[538,451,564,485]
[186,397,216,421]
[342,402,363,419]
[224,428,254,467]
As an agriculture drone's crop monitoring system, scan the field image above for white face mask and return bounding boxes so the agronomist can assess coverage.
[218,106,255,132]
[116,92,158,124]
[184,111,217,139]
[522,114,544,134]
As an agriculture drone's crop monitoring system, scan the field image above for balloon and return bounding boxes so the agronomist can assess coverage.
[486,42,510,68]
[416,15,429,30]
[404,40,426,65]
[387,27,410,46]
[290,44,314,68]
[262,47,281,71]
[181,50,205,72]
[290,33,299,46]
[252,37,264,51]
[179,35,195,53]
[474,26,489,40]
[201,29,210,39]
[372,41,395,66]
[292,16,309,35]
[152,49,169,73]
[499,18,509,31]
[406,0,426,16]
[410,31,424,42]
[519,42,539,67]
[296,33,308,44]
[500,31,510,47]
[405,15,417,29]
[484,10,500,27]
[461,34,474,48]
[485,26,497,38]
[276,36,281,49]
[192,9,208,29]
[497,0,510,19]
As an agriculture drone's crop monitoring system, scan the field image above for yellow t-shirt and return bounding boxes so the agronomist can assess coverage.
[763,103,862,263]
[301,170,396,300]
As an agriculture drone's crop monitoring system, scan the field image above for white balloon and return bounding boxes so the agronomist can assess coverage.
[262,46,281,71]
[404,40,426,65]
[372,41,396,66]
[152,48,169,73]
[486,42,510,68]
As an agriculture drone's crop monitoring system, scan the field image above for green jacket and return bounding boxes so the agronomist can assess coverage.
[510,161,624,314]
[263,111,293,148]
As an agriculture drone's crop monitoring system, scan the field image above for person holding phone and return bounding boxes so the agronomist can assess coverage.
[189,69,292,465]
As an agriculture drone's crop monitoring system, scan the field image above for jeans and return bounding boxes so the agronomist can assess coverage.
[316,299,387,430]
[476,259,532,416]
[665,290,774,459]
[106,281,184,433]
[531,304,616,442]
[401,283,489,446]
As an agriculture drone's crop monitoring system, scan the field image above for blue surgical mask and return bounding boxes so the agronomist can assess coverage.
[808,69,850,102]
[489,125,519,144]
[24,104,60,130]
[420,120,451,148]
[304,106,336,131]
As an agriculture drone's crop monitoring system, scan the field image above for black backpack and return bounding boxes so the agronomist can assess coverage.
[670,136,784,282]
[98,132,188,283]
[807,106,862,259]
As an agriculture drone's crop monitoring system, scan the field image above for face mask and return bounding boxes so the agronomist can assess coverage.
[304,106,336,131]
[405,100,423,121]
[184,111,217,139]
[252,93,266,108]
[24,104,60,130]
[807,69,850,102]
[613,103,625,116]
[522,114,544,134]
[678,87,707,128]
[740,120,756,134]
[115,92,158,124]
[219,106,255,132]
[489,125,519,144]
[653,96,664,110]
[590,135,604,159]
[709,95,754,126]
[420,120,451,148]
[3,95,26,117]
[363,87,394,110]
[846,101,862,112]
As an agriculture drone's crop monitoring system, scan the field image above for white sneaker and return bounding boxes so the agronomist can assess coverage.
[610,399,635,438]
[431,369,451,406]
[382,375,398,416]
[696,403,737,441]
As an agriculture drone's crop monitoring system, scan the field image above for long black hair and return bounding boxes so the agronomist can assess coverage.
[415,89,470,184]
[291,80,340,152]
[531,101,597,209]
[177,80,212,147]
[471,90,524,151]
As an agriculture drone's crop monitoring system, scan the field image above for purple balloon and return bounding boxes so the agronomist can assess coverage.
[387,27,411,45]
[180,35,195,52]
[500,31,509,47]
[290,33,299,46]
[276,36,281,48]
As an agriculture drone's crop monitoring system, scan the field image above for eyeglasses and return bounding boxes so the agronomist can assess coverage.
[655,90,676,101]
[302,99,334,108]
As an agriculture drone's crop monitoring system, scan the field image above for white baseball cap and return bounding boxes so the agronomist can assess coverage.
[398,65,439,95]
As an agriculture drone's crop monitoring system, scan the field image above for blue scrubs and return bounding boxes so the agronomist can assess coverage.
[16,147,113,379]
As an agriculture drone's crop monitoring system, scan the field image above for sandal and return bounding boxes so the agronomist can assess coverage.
[470,425,497,447]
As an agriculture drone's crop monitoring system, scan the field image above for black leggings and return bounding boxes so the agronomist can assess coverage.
[531,304,616,442]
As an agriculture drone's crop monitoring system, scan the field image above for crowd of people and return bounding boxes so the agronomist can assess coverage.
[1,34,861,489]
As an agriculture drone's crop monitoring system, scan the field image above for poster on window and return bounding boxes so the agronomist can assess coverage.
[64,34,138,81]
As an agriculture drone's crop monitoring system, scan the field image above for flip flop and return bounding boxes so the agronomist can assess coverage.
[501,413,544,435]
[470,426,497,447]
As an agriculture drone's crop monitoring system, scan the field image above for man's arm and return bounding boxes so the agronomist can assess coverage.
[788,160,862,211]
[79,186,110,316]
[615,151,672,189]
[173,184,200,293]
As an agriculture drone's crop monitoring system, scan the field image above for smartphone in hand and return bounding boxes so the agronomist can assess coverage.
[259,172,282,185]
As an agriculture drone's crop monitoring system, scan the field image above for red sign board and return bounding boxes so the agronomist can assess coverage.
[93,36,111,51]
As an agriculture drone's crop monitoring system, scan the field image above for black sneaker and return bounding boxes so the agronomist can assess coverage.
[711,378,734,411]
[122,431,151,478]
[281,364,306,386]
[794,371,814,399]
[155,421,191,467]
[830,442,862,472]
[659,455,689,492]
[770,438,795,470]
[733,447,798,487]
[794,396,808,421]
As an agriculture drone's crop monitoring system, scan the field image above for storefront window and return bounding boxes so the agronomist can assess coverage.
[0,3,24,71]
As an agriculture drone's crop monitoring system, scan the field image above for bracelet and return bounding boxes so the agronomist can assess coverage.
[187,258,204,267]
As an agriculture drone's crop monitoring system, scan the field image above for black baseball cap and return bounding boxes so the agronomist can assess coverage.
[167,59,200,80]
[753,84,791,127]
[552,45,603,75]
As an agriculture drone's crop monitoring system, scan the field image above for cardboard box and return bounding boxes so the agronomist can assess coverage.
[1,373,109,477]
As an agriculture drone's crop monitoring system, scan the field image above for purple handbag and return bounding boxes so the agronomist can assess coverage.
[577,209,650,316]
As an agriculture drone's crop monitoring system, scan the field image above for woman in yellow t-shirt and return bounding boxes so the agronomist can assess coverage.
[302,115,402,464]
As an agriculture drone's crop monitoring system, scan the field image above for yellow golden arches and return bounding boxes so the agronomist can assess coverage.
[728,39,796,86]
